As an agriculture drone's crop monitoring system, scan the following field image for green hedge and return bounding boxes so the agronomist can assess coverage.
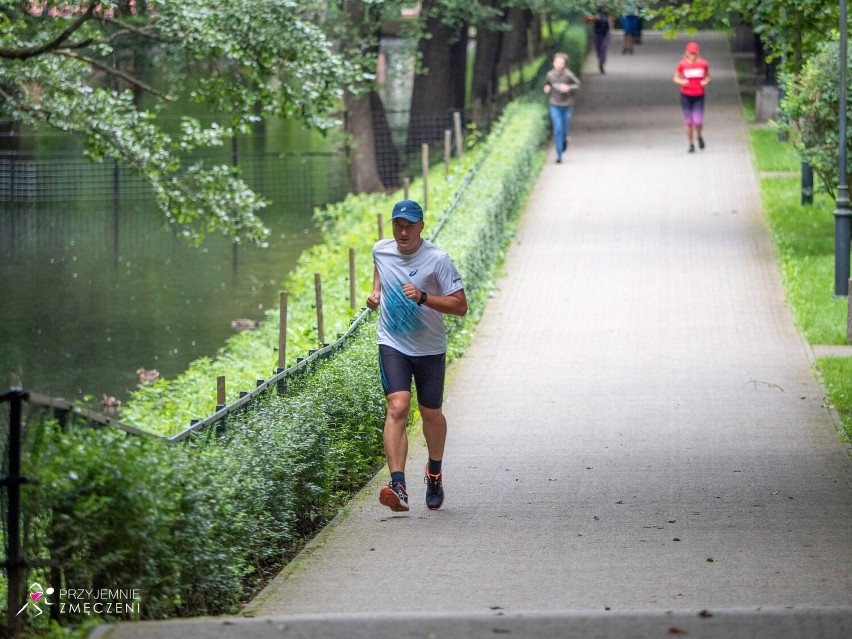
[7,92,552,631]
[16,321,384,630]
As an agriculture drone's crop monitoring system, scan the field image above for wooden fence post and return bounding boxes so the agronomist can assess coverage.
[453,111,464,158]
[377,213,384,240]
[349,248,356,310]
[315,273,325,344]
[444,130,452,176]
[216,375,225,410]
[278,291,287,370]
[403,177,410,200]
[421,143,429,211]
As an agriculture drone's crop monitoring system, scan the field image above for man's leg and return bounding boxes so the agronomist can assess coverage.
[384,391,411,473]
[420,405,447,462]
[378,345,414,512]
[420,405,446,510]
[413,353,447,509]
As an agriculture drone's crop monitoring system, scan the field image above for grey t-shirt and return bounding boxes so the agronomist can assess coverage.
[373,238,464,356]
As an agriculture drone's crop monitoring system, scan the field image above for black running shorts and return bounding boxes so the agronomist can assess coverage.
[378,344,446,409]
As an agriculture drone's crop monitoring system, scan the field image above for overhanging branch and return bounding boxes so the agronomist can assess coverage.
[95,14,167,43]
[55,49,174,101]
[0,2,97,60]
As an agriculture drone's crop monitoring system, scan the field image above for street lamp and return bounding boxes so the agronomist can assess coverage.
[835,0,851,296]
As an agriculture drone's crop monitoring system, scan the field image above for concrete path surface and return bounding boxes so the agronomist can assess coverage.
[92,32,852,639]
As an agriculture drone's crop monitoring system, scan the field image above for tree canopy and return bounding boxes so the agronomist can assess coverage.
[650,0,841,75]
[0,0,361,245]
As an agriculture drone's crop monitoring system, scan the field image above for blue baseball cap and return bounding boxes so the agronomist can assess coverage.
[391,199,423,223]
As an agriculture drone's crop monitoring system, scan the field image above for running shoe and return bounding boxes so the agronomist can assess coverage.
[698,137,705,150]
[688,144,695,153]
[424,467,444,510]
[379,481,409,512]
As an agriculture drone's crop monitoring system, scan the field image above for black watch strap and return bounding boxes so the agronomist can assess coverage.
[418,291,427,306]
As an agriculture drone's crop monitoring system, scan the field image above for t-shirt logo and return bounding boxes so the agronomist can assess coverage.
[409,269,418,276]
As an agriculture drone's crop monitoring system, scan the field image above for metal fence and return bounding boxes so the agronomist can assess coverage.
[0,91,519,211]
[0,147,350,211]
[0,388,151,633]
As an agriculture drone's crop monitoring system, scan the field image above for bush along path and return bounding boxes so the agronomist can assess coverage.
[8,93,552,633]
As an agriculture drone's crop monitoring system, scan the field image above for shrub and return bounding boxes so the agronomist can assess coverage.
[780,38,852,199]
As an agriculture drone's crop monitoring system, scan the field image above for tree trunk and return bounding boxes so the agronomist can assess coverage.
[497,7,530,70]
[345,90,384,193]
[342,0,394,193]
[370,91,401,188]
[406,0,467,155]
[449,28,468,110]
[471,1,505,105]
[529,13,542,57]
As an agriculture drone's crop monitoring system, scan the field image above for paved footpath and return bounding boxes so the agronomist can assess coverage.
[93,32,851,638]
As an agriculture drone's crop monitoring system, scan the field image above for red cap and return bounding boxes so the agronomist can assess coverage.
[685,42,700,54]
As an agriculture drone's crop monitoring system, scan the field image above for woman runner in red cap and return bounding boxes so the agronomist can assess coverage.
[673,41,711,153]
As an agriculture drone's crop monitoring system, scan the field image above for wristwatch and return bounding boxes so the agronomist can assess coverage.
[417,291,427,306]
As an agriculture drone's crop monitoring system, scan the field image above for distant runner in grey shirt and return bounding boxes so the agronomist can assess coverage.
[366,199,467,513]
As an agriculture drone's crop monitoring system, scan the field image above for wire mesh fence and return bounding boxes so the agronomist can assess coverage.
[0,94,520,211]
[0,147,352,211]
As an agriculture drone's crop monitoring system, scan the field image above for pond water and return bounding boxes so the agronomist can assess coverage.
[0,37,414,406]
[0,136,346,403]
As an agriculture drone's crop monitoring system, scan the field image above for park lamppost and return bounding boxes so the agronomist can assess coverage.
[835,0,851,297]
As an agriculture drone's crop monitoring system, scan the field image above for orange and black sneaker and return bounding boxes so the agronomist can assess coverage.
[424,467,444,510]
[379,481,409,512]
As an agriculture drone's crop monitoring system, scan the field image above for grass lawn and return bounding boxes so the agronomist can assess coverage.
[749,128,800,172]
[749,127,852,442]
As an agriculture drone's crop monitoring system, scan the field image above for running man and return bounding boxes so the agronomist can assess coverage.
[367,199,467,512]
[673,41,711,153]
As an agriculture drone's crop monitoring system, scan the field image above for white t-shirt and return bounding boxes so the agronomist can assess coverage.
[372,238,464,356]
